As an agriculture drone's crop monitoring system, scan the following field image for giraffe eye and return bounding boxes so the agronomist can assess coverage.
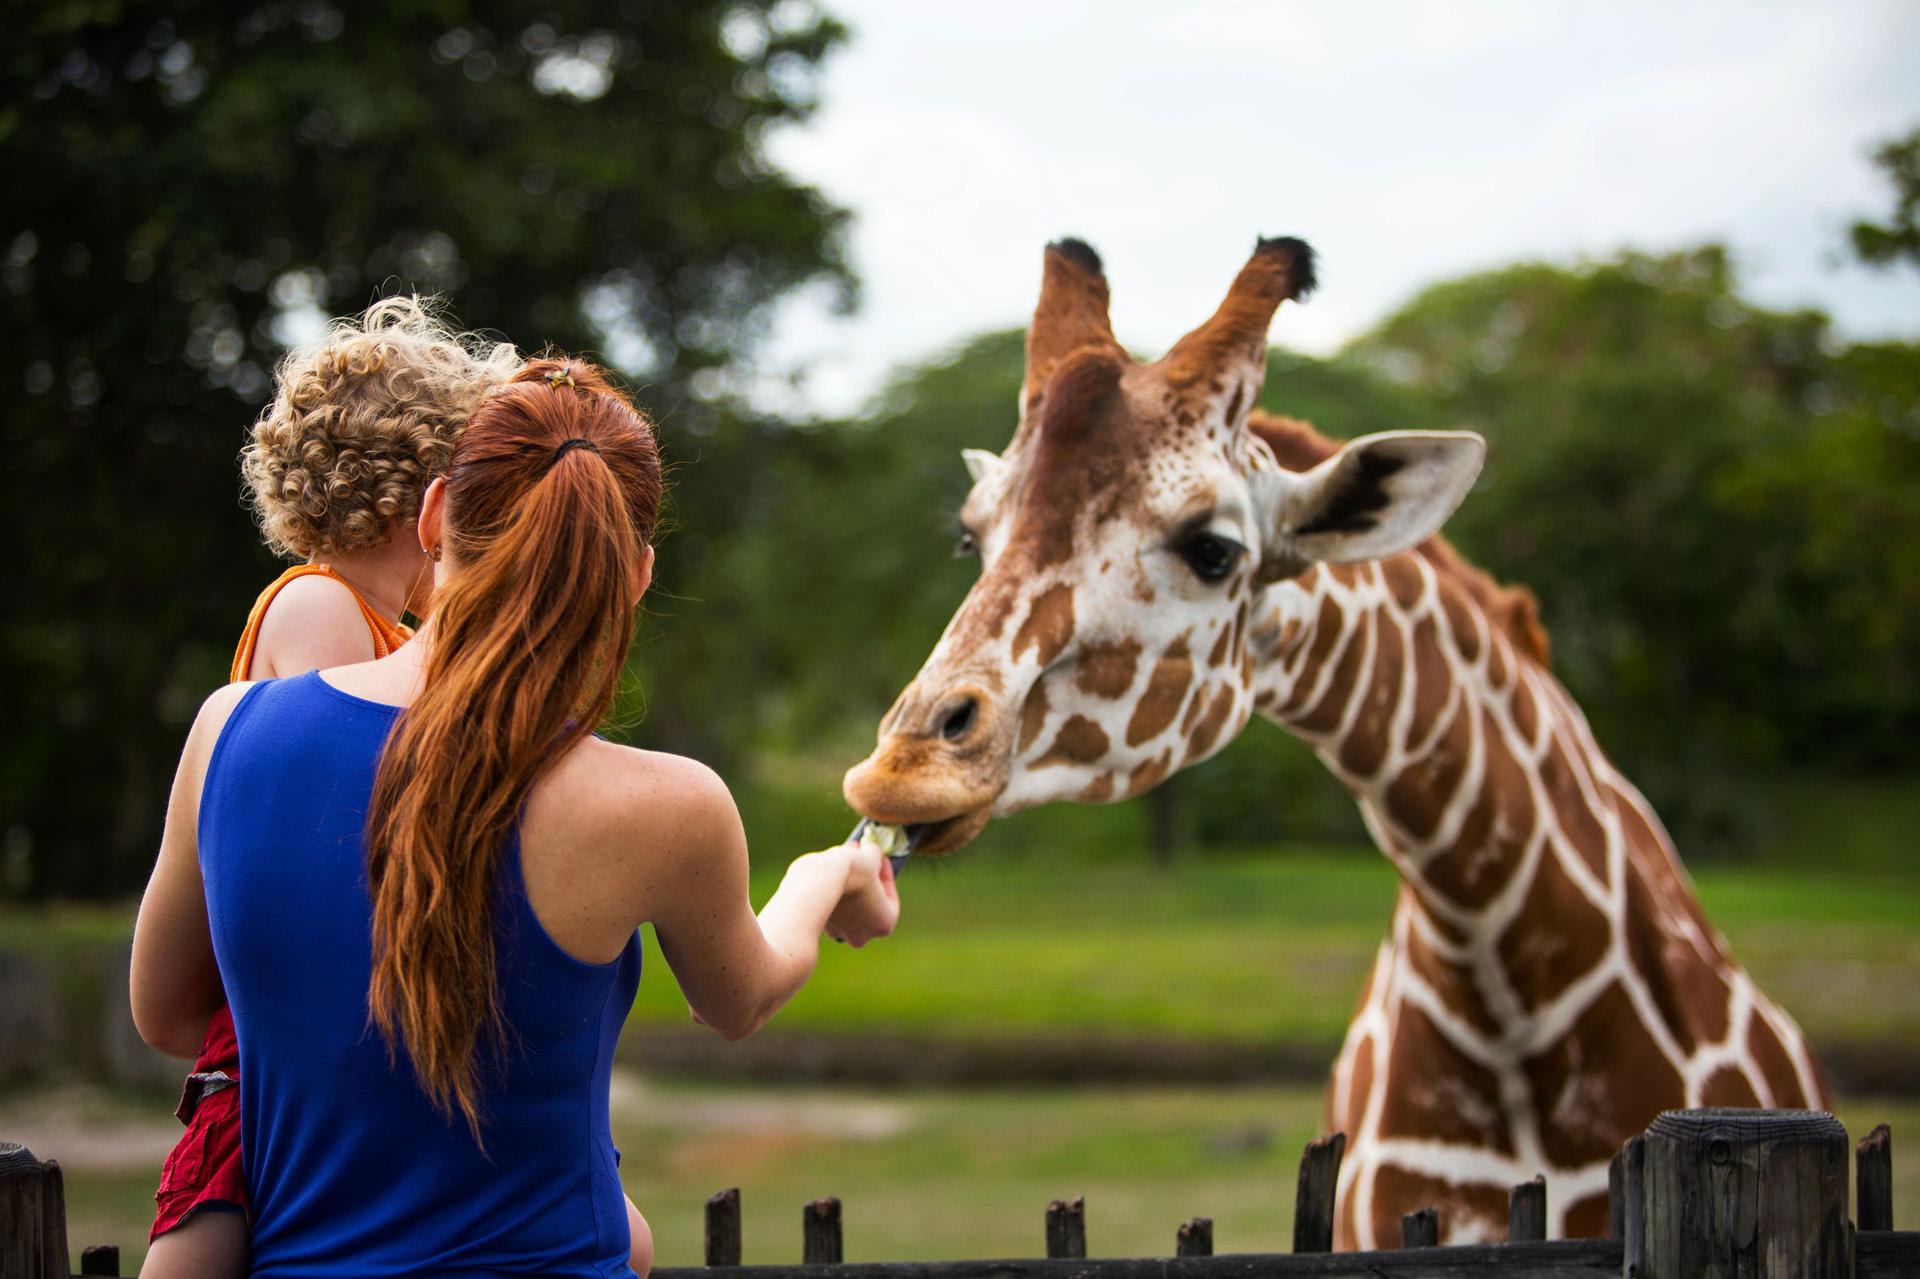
[1178,532,1244,582]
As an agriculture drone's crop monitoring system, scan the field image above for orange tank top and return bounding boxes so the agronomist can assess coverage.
[230,564,414,682]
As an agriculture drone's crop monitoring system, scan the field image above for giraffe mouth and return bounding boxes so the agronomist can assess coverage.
[901,809,994,857]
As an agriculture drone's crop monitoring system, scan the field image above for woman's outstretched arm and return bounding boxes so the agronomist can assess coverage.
[643,758,898,1040]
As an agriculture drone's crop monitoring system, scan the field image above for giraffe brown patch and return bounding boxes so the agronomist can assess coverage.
[1539,731,1608,880]
[1563,1193,1611,1239]
[1011,583,1075,668]
[1333,1032,1376,1144]
[1369,1165,1508,1249]
[1420,712,1530,909]
[1281,595,1345,714]
[1511,675,1540,744]
[1295,610,1372,735]
[1405,918,1501,1038]
[1747,1010,1811,1107]
[1378,1002,1514,1154]
[1181,683,1205,734]
[1254,687,1279,712]
[1033,715,1108,768]
[1622,870,1729,1054]
[1017,680,1050,754]
[1078,774,1115,802]
[1207,622,1231,668]
[1126,749,1173,796]
[1497,847,1610,1012]
[1125,637,1193,746]
[1612,785,1718,940]
[1230,598,1248,655]
[1384,694,1469,844]
[974,590,1018,644]
[1486,631,1510,690]
[1401,617,1450,750]
[1381,553,1425,609]
[1699,1064,1762,1108]
[1523,980,1685,1168]
[1339,608,1404,779]
[1438,579,1481,663]
[1187,684,1236,759]
[1075,639,1140,699]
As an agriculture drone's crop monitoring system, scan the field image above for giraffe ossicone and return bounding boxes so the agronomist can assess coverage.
[842,234,1828,1248]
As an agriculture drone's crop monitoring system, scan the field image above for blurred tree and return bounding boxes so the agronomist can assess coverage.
[1,0,852,897]
[1850,125,1920,273]
[1351,248,1920,852]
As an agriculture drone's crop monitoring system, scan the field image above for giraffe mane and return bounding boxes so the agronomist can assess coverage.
[1249,410,1551,667]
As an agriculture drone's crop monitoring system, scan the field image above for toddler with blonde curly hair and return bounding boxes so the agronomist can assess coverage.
[143,295,519,1279]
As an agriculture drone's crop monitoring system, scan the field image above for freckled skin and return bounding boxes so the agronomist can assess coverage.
[843,240,1826,1247]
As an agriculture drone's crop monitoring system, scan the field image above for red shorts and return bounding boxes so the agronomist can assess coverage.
[151,1003,249,1240]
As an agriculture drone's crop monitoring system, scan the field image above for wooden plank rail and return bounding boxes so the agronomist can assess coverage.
[654,1243,1623,1278]
[3,1111,1916,1277]
[1289,1133,1343,1254]
[1045,1198,1087,1260]
[1174,1218,1212,1258]
[1858,1121,1893,1232]
[1507,1176,1545,1243]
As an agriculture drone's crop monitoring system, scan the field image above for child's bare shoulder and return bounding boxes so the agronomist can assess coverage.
[250,573,377,678]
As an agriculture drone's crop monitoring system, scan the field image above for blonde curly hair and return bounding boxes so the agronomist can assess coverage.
[242,295,520,560]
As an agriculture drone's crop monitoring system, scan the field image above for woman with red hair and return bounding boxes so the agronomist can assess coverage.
[132,357,898,1277]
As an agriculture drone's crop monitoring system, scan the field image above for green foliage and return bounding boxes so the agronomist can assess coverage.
[1850,125,1920,272]
[1349,247,1920,850]
[1,0,851,896]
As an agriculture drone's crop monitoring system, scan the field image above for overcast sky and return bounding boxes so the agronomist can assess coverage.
[744,0,1920,418]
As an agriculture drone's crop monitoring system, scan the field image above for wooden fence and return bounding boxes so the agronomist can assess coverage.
[3,1108,1915,1277]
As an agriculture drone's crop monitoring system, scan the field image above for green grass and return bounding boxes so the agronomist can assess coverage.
[8,841,1918,1053]
[23,1080,1920,1273]
[622,847,1920,1054]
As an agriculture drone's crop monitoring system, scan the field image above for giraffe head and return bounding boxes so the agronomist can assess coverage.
[843,237,1485,853]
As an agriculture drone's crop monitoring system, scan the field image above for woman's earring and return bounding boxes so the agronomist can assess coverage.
[424,545,442,562]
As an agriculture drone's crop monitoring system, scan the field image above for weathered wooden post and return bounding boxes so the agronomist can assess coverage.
[1400,1206,1438,1248]
[802,1197,842,1265]
[1633,1108,1849,1278]
[1857,1123,1892,1232]
[1045,1196,1087,1259]
[1509,1174,1546,1242]
[0,1141,70,1279]
[705,1187,742,1266]
[1291,1132,1345,1253]
[40,1161,68,1279]
[80,1243,121,1275]
[0,1142,46,1279]
[1175,1216,1213,1257]
[1619,1133,1647,1276]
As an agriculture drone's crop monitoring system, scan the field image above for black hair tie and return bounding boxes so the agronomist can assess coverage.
[545,437,600,470]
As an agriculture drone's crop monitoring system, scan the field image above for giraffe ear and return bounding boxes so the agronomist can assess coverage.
[961,448,1003,485]
[1256,431,1485,572]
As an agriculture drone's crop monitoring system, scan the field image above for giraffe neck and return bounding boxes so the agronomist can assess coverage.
[1249,549,1809,1070]
[1245,549,1825,1247]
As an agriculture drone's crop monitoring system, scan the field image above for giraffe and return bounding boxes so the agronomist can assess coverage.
[842,236,1829,1247]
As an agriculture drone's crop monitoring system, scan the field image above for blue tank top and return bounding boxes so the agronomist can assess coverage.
[199,673,643,1278]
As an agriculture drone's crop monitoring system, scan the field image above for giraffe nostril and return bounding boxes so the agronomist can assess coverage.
[938,696,978,743]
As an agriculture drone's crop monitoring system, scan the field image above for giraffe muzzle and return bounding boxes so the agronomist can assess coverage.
[843,681,1011,855]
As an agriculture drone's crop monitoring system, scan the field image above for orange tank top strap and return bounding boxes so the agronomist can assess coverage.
[230,564,416,682]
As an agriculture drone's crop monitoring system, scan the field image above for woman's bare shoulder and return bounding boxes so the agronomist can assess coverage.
[532,736,740,857]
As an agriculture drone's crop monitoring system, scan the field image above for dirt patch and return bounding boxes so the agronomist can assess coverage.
[0,1086,181,1172]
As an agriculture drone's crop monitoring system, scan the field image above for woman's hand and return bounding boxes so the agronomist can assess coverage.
[825,839,900,948]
